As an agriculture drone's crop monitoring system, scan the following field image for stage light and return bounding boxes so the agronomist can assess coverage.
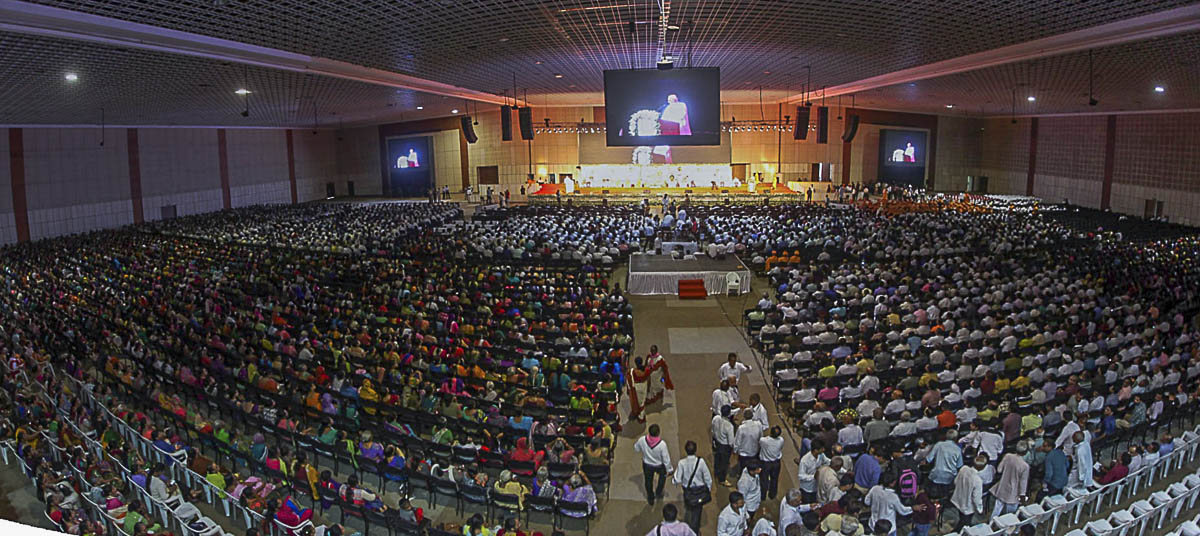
[451,109,459,113]
[234,88,251,95]
[945,104,954,109]
[1154,86,1165,93]
[64,72,79,82]
[1026,96,1035,102]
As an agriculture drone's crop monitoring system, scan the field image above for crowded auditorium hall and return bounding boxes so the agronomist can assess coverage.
[2,3,1200,536]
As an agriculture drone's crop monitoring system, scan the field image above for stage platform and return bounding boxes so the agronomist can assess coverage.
[628,253,752,296]
[530,184,797,196]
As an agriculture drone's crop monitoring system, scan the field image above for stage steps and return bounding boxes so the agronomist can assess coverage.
[677,279,707,300]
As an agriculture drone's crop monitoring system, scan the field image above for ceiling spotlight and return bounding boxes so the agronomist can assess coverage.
[945,104,954,109]
[1026,96,1036,102]
[64,72,79,82]
[235,88,251,95]
[1089,97,1099,106]
[535,61,543,65]
[1154,85,1165,93]
[554,74,563,78]
[416,106,424,110]
[451,109,459,114]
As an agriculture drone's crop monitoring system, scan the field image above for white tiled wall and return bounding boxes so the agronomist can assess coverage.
[1110,183,1200,226]
[21,128,134,239]
[0,212,17,245]
[27,200,134,241]
[0,130,12,215]
[433,130,462,191]
[335,127,382,196]
[143,189,225,221]
[226,129,289,187]
[294,130,338,202]
[23,128,133,209]
[230,182,291,208]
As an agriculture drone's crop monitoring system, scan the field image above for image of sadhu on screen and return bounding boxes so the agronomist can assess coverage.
[395,148,420,169]
[627,94,691,137]
[890,143,916,163]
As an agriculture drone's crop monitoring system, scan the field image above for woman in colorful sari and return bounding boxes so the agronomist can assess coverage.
[560,473,598,517]
[358,431,384,462]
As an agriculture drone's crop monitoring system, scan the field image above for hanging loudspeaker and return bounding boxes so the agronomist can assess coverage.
[461,116,478,144]
[518,107,534,140]
[816,106,829,144]
[500,105,513,141]
[793,106,810,140]
[841,114,860,143]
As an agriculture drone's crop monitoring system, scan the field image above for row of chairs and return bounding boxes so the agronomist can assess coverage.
[949,424,1200,536]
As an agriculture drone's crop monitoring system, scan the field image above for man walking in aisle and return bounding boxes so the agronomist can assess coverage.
[635,424,673,505]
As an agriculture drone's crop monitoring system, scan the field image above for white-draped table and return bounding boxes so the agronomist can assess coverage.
[627,253,752,296]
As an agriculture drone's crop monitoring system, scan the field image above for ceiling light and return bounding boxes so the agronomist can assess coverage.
[554,74,563,78]
[945,104,954,108]
[64,72,78,82]
[451,109,459,114]
[416,106,424,110]
[1026,96,1036,102]
[234,88,251,95]
[1154,85,1165,93]
[535,61,543,65]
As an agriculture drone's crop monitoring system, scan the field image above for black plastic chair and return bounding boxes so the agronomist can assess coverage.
[523,493,558,529]
[581,464,610,499]
[546,461,577,481]
[507,459,537,477]
[362,507,393,536]
[489,490,522,524]
[555,499,592,536]
[432,478,461,513]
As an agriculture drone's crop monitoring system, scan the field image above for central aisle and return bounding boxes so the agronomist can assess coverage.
[592,274,804,535]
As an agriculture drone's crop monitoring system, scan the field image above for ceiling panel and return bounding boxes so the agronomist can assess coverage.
[0,0,1196,125]
[850,31,1200,117]
[0,31,486,126]
[21,0,1195,97]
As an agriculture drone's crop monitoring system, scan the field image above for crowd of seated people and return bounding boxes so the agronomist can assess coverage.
[1,203,634,536]
[2,196,1198,536]
[751,220,1200,533]
[450,199,1080,277]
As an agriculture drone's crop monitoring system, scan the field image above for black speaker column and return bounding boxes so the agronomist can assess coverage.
[460,116,478,144]
[518,107,534,140]
[842,114,860,143]
[500,105,513,141]
[793,106,810,140]
[816,106,829,144]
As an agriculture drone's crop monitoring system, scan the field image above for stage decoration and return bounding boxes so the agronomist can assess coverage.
[628,109,662,137]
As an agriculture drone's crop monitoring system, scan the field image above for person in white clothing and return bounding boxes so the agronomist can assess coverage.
[737,464,763,515]
[719,353,752,383]
[717,492,749,536]
[674,441,713,534]
[865,479,920,536]
[712,380,737,415]
[733,409,765,475]
[758,427,785,500]
[795,441,829,501]
[950,455,986,530]
[752,518,776,536]
[712,406,736,485]
[748,393,770,429]
[634,424,673,505]
[646,504,698,536]
[778,488,816,534]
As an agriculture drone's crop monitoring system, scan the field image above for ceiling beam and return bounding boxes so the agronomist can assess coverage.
[781,3,1200,104]
[0,0,524,108]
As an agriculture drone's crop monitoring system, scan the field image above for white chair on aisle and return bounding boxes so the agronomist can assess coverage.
[726,272,742,296]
